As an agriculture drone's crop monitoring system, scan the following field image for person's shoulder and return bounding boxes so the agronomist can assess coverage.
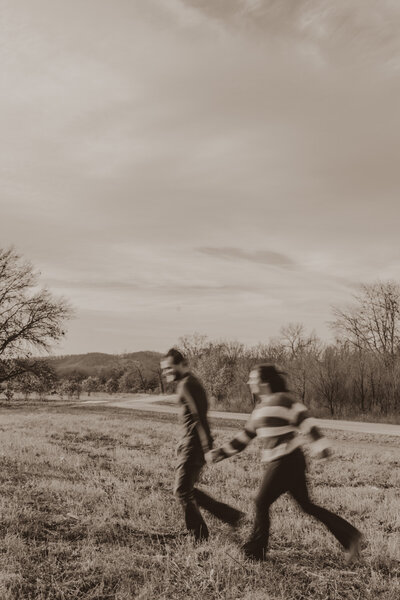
[183,372,199,385]
[266,392,295,409]
[183,373,206,395]
[180,372,196,389]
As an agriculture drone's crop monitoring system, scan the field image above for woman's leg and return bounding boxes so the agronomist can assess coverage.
[289,450,361,552]
[243,457,290,560]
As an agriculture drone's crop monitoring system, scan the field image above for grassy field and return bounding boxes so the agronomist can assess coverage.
[0,402,399,600]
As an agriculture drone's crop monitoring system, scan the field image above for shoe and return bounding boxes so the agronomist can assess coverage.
[241,543,267,562]
[192,523,209,544]
[345,532,362,564]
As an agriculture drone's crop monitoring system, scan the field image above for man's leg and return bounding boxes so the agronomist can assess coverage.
[242,458,289,560]
[194,488,244,526]
[289,450,362,553]
[174,460,209,541]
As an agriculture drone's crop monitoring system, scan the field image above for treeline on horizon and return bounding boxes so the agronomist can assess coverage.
[2,279,400,423]
[179,282,400,422]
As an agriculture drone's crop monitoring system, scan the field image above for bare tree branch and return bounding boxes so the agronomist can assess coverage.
[0,247,73,384]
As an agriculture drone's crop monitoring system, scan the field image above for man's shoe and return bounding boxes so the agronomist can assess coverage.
[345,532,362,564]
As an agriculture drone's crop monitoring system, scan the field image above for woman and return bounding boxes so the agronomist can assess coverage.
[207,364,362,562]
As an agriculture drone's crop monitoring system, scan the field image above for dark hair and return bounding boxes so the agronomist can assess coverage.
[254,363,288,393]
[164,348,186,365]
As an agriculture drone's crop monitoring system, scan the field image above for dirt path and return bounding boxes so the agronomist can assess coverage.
[80,394,400,437]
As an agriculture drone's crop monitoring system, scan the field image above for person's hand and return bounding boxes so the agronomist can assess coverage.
[316,447,332,460]
[205,448,224,464]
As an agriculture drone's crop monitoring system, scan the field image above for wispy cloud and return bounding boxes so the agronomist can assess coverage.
[45,277,255,296]
[198,247,297,269]
[180,0,400,68]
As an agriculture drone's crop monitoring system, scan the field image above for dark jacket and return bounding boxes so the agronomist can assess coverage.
[176,372,213,462]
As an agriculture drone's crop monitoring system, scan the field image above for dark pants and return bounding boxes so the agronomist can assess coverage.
[244,448,360,559]
[174,456,242,541]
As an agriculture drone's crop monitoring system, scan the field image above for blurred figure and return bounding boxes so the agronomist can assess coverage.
[161,348,244,542]
[207,364,362,562]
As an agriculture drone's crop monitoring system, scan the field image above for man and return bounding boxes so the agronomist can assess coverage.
[161,348,243,542]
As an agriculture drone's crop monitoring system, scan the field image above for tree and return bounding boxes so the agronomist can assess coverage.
[82,376,99,396]
[178,333,209,363]
[194,342,240,405]
[118,370,141,393]
[331,281,400,362]
[58,378,81,400]
[312,346,346,416]
[279,323,320,402]
[13,372,37,399]
[105,378,119,394]
[13,361,57,400]
[3,384,14,402]
[0,247,72,384]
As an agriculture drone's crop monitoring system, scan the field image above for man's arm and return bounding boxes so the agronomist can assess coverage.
[180,380,213,454]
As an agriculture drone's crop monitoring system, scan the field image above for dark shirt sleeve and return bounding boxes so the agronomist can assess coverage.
[180,378,213,453]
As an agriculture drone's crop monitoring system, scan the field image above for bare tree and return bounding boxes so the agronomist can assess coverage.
[280,323,318,358]
[279,323,320,402]
[312,346,346,416]
[178,333,210,366]
[331,281,400,362]
[0,247,72,384]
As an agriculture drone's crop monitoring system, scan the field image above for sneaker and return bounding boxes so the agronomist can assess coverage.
[345,532,362,564]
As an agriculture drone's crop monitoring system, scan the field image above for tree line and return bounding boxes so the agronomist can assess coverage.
[1,246,400,421]
[1,357,162,401]
[176,282,400,420]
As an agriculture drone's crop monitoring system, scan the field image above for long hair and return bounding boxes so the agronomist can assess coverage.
[254,363,288,393]
[164,347,186,365]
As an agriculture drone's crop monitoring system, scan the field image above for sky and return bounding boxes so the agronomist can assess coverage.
[1,0,400,355]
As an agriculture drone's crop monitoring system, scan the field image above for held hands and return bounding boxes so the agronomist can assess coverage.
[205,448,224,464]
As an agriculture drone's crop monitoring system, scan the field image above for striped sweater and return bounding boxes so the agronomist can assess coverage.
[216,392,330,463]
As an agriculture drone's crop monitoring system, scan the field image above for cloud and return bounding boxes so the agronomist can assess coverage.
[45,276,255,296]
[180,0,400,69]
[198,247,297,268]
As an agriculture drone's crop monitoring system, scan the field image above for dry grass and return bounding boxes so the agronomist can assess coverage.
[0,402,399,599]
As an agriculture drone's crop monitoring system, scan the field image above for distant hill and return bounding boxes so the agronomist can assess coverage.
[50,351,162,378]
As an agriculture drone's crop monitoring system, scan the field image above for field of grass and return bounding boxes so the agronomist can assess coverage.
[0,402,399,600]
